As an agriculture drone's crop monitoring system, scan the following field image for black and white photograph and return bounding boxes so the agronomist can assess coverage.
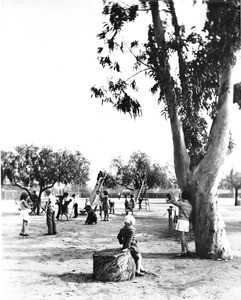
[1,0,241,299]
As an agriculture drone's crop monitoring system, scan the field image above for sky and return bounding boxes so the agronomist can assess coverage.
[0,0,240,187]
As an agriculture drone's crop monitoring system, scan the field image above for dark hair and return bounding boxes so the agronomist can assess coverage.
[86,206,92,212]
[103,190,108,196]
[20,192,28,200]
[166,193,172,201]
[182,191,191,200]
[45,190,51,196]
[72,194,76,197]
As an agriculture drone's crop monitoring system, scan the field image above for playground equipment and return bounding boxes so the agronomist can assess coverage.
[138,197,150,211]
[88,171,107,205]
[137,183,150,211]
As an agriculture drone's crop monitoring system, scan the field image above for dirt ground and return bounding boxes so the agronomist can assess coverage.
[1,198,241,300]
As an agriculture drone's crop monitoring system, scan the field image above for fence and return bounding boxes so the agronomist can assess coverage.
[1,188,235,201]
[1,189,22,201]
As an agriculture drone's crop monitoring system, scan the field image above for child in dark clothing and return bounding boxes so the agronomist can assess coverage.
[85,207,97,225]
[117,215,145,277]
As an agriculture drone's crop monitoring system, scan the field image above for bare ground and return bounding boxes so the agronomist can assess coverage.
[1,198,241,300]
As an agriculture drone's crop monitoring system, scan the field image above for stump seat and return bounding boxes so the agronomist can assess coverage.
[93,248,136,282]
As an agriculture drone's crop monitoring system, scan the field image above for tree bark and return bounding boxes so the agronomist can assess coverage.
[150,2,191,189]
[192,65,234,260]
[150,1,234,259]
[93,248,136,282]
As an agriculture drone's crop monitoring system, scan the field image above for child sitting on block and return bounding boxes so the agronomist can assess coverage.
[117,215,146,277]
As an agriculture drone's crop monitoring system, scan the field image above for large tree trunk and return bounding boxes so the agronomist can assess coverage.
[194,191,233,259]
[192,66,234,260]
[150,1,234,259]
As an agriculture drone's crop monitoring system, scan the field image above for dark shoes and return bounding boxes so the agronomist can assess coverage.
[135,271,145,277]
[20,233,29,236]
[45,232,57,235]
[176,251,190,257]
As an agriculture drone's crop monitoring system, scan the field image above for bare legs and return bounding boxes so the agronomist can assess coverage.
[103,210,109,221]
[135,253,142,273]
[134,253,146,276]
[20,220,28,236]
[179,231,189,253]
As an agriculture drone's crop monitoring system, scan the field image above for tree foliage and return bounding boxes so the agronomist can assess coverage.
[91,0,241,169]
[219,169,241,206]
[1,145,90,199]
[105,151,174,191]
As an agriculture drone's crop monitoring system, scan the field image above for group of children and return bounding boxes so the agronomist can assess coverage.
[18,189,193,278]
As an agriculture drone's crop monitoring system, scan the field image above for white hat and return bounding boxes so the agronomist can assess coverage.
[124,215,136,226]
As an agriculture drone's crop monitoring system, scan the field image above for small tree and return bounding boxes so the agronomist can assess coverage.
[1,145,90,214]
[106,151,174,200]
[220,169,241,206]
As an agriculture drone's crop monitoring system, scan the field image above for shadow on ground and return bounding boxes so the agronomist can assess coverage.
[42,272,94,283]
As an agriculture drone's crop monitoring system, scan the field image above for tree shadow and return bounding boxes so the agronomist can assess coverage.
[42,271,94,284]
[2,246,95,262]
[142,251,200,260]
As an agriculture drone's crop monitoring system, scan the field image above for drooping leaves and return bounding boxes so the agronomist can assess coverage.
[91,0,241,167]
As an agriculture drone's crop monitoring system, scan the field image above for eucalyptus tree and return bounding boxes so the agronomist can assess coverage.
[1,145,90,214]
[91,0,241,259]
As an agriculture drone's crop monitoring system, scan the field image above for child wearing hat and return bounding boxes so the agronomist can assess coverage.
[117,215,146,276]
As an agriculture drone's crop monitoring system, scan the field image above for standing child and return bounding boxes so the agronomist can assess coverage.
[45,190,57,235]
[117,215,146,277]
[72,194,78,218]
[101,190,110,221]
[169,191,193,257]
[93,190,103,219]
[109,197,115,214]
[19,192,31,236]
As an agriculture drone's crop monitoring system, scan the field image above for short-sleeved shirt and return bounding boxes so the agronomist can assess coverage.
[177,201,193,221]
